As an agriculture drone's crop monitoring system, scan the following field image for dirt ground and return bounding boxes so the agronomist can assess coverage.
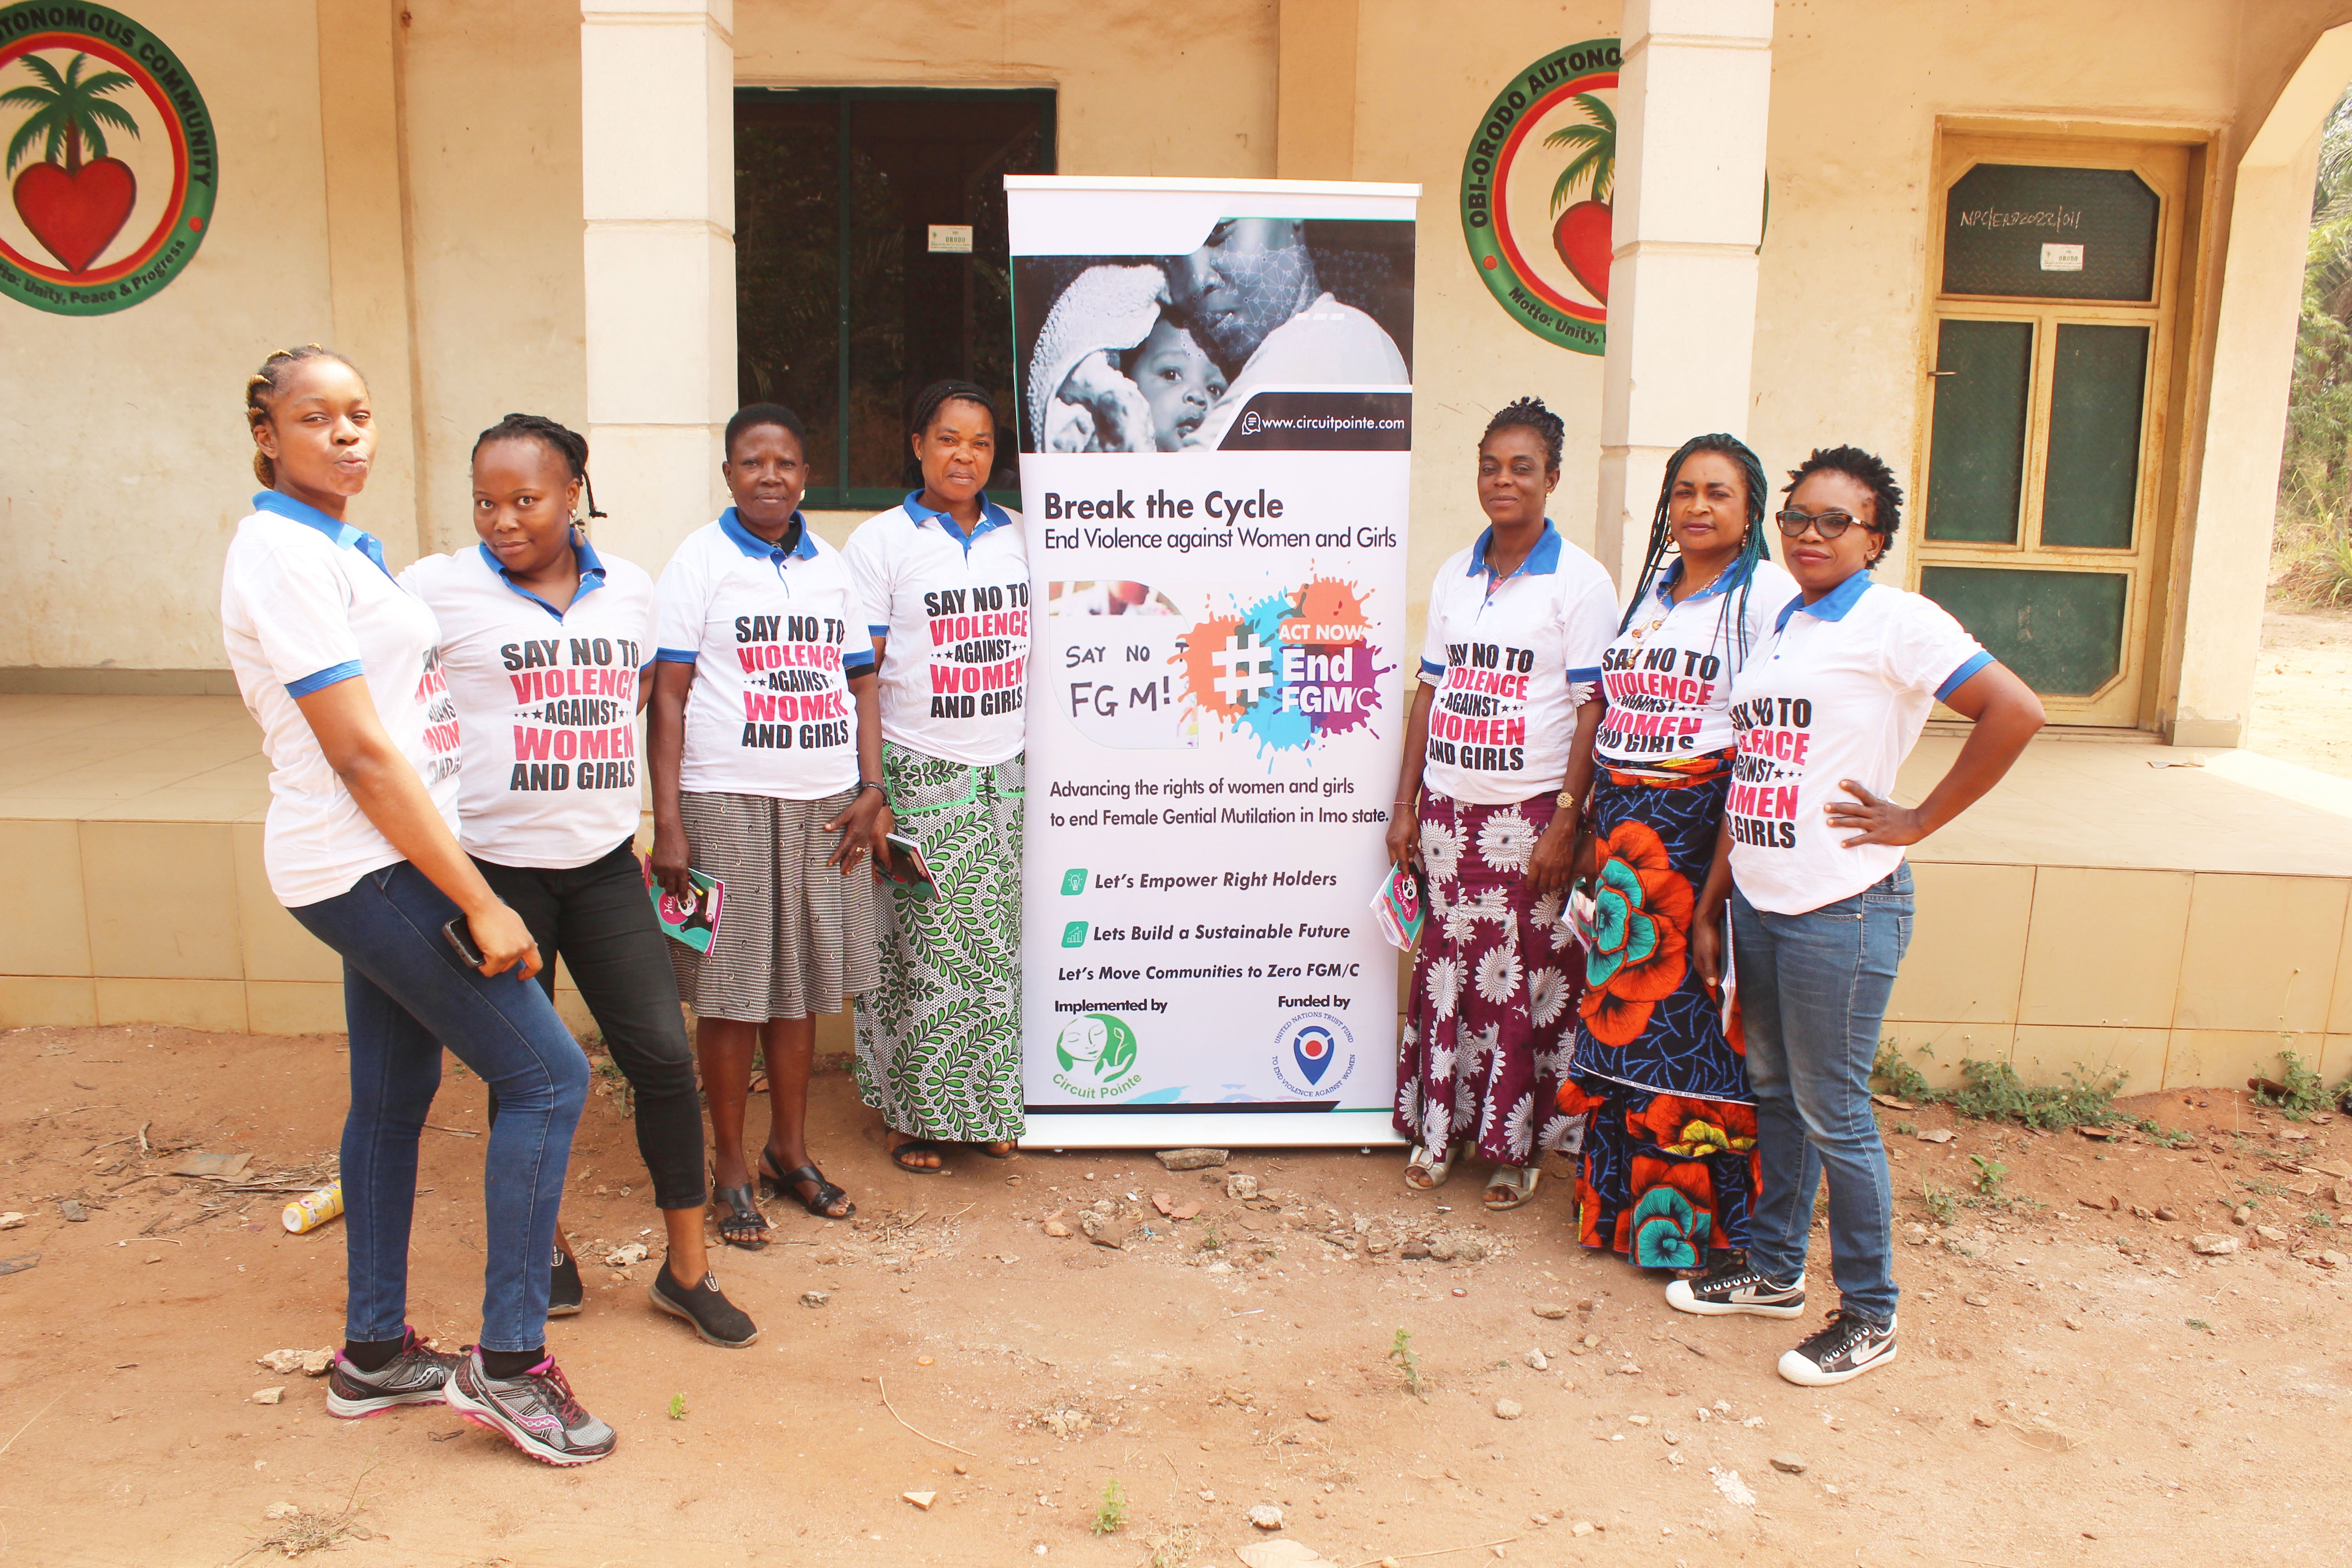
[4,1026,2351,1567]
[2247,602,2352,778]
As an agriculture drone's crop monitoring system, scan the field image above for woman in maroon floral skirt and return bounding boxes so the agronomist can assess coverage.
[1387,398,1621,1211]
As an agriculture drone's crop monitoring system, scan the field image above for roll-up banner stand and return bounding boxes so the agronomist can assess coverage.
[1006,176,1419,1148]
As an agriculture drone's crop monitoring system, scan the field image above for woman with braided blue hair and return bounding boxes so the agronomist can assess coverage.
[1555,435,1793,1270]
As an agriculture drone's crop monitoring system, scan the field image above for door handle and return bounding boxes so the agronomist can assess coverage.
[1928,370,1957,377]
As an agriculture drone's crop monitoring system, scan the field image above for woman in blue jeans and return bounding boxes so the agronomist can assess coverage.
[1666,446,2043,1387]
[220,347,612,1465]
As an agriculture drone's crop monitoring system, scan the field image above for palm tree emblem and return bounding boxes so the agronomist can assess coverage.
[1543,93,1616,305]
[3,51,142,273]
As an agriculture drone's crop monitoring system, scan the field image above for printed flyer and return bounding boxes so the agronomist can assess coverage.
[1006,175,1419,1147]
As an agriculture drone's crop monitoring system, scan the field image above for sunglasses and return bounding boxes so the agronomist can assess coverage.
[1773,509,1873,540]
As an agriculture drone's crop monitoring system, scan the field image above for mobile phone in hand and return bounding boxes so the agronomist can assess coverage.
[442,915,485,967]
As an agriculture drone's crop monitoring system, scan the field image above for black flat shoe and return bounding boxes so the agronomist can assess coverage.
[759,1152,855,1219]
[649,1262,759,1348]
[548,1244,584,1316]
[711,1182,770,1249]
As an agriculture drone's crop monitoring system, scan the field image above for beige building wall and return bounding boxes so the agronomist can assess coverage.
[0,0,337,673]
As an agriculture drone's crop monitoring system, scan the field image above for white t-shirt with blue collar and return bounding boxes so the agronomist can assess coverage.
[654,509,875,801]
[401,539,656,870]
[841,491,1030,767]
[1417,520,1619,807]
[1595,551,1797,764]
[220,490,462,907]
[1725,570,1992,915]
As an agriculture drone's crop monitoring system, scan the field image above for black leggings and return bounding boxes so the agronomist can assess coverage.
[477,841,707,1212]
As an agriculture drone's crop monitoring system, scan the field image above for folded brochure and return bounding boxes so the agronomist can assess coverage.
[643,858,723,953]
[1370,861,1426,951]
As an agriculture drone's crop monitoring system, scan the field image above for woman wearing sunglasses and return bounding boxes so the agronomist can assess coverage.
[1663,446,2042,1387]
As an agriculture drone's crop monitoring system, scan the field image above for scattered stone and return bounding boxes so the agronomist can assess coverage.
[263,1502,300,1521]
[1532,1302,1572,1320]
[800,1289,831,1307]
[2155,1206,2180,1222]
[2254,1224,2289,1244]
[1151,1193,1175,1216]
[0,1213,23,1230]
[1710,1466,1755,1506]
[1237,1543,1333,1568]
[2063,1317,2083,1331]
[1088,1220,1131,1250]
[1304,1405,1334,1422]
[902,1490,936,1510]
[1452,1235,1489,1263]
[2231,1205,2252,1226]
[604,1242,649,1268]
[1426,1235,1457,1262]
[1570,1522,1594,1538]
[1364,1233,1390,1254]
[249,1386,284,1405]
[256,1348,335,1377]
[1615,1362,1642,1376]
[1042,1220,1072,1238]
[1400,1238,1431,1260]
[1248,1503,1285,1530]
[1626,1415,1651,1426]
[1157,1148,1228,1172]
[58,1200,86,1223]
[1962,1293,1992,1307]
[1170,1202,1201,1221]
[2320,1250,2349,1269]
[1916,1129,1954,1144]
[1225,1173,1261,1200]
[1869,1093,1915,1111]
[1493,1398,1523,1420]
[1525,1348,1548,1371]
[2192,1234,2239,1256]
[1770,1454,1807,1474]
[1972,1413,1996,1428]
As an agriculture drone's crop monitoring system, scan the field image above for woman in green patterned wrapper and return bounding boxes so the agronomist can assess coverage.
[841,382,1029,1173]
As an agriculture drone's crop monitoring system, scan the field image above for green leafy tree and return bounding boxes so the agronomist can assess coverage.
[2,52,141,176]
[1543,94,1616,213]
[2275,87,2352,602]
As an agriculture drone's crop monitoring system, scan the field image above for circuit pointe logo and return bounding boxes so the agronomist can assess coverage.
[0,3,215,315]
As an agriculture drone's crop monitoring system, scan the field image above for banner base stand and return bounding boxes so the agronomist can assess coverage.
[1019,1110,1408,1151]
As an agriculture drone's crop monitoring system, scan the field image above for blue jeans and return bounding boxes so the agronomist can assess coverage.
[290,862,589,1352]
[1730,865,1913,1325]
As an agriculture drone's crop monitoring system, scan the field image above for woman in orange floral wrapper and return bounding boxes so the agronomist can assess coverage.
[1557,436,1793,1268]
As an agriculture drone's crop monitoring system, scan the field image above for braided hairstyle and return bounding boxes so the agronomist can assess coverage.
[904,378,1000,490]
[245,345,360,487]
[1618,434,1772,675]
[472,412,606,523]
[1481,395,1565,472]
[1784,444,1905,564]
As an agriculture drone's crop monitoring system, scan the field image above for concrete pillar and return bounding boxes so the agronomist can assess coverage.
[2168,23,2352,747]
[1592,0,1773,588]
[316,0,421,564]
[1276,0,1358,180]
[580,0,736,573]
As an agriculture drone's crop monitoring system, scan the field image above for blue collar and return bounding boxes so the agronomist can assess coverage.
[902,490,1010,550]
[254,490,392,579]
[1655,552,1758,608]
[1774,568,1876,632]
[1467,519,1563,581]
[474,538,608,618]
[720,506,817,562]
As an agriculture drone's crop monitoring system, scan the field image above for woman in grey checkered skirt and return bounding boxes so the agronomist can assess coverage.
[648,403,893,1247]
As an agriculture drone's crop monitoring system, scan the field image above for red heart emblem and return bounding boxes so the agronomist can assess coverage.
[13,157,137,274]
[1551,199,1613,306]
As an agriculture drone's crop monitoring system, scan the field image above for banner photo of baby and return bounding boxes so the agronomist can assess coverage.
[1012,208,1415,455]
[1006,176,1419,1149]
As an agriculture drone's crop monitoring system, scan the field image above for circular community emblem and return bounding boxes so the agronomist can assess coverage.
[0,3,216,315]
[1459,39,1620,355]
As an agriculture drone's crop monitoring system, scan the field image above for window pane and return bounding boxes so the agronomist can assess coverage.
[843,95,1048,493]
[1920,565,2127,696]
[735,99,841,491]
[1925,319,2033,544]
[2040,323,2148,549]
[1942,164,2159,303]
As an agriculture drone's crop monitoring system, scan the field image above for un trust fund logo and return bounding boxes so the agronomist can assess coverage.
[1271,1010,1356,1099]
[1051,1012,1142,1100]
[0,3,217,315]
